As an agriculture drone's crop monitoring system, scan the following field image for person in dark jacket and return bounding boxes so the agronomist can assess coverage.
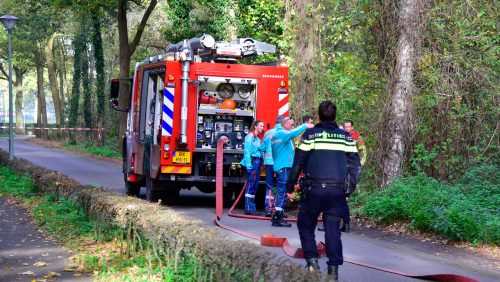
[343,119,366,187]
[286,101,358,281]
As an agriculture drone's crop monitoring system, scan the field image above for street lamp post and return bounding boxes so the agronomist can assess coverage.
[0,15,19,161]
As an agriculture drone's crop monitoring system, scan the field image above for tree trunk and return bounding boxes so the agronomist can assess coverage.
[92,15,105,137]
[45,32,62,126]
[68,30,84,144]
[118,0,131,146]
[380,0,425,188]
[69,31,85,124]
[82,46,93,130]
[13,67,25,135]
[225,0,238,41]
[57,37,66,125]
[286,0,320,119]
[117,0,158,148]
[34,47,48,139]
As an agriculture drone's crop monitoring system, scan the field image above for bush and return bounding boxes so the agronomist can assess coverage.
[359,165,499,245]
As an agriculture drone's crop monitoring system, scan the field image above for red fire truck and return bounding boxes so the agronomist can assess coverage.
[110,34,289,203]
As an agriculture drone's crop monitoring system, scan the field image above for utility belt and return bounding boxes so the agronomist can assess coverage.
[299,177,349,201]
[309,179,345,188]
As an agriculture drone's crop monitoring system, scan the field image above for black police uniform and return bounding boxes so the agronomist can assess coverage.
[286,121,358,267]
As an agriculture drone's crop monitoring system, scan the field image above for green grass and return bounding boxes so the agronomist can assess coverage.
[0,166,254,281]
[0,167,36,196]
[353,165,499,245]
[61,140,121,159]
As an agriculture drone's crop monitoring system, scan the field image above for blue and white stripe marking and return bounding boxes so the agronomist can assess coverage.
[162,87,175,136]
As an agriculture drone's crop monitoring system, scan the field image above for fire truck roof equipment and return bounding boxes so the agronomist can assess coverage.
[165,34,276,62]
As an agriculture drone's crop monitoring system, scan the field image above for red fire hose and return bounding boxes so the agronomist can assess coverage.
[213,136,478,282]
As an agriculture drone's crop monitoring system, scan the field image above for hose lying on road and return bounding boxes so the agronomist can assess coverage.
[213,137,479,282]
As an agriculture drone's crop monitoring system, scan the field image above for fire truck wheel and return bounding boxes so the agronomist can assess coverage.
[124,173,141,196]
[145,174,163,202]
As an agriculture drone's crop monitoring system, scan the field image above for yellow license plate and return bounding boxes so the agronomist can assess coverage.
[173,151,191,163]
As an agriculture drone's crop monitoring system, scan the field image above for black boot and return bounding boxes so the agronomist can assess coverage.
[305,258,320,272]
[271,211,292,227]
[328,265,339,282]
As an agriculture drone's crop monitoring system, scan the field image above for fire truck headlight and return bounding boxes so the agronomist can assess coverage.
[205,131,212,138]
[163,144,171,151]
[236,132,242,140]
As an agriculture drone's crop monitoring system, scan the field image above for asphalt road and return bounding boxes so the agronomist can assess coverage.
[1,136,498,282]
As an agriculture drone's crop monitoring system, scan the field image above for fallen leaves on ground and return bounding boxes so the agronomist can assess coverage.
[44,271,61,278]
[33,261,48,267]
[19,270,35,275]
[63,263,79,272]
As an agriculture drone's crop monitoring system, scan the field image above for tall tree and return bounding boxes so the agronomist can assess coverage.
[379,0,426,187]
[92,15,105,132]
[224,0,238,41]
[82,37,93,130]
[117,0,158,145]
[56,37,67,123]
[0,53,28,135]
[13,66,27,134]
[69,29,84,132]
[34,46,48,139]
[45,32,63,126]
[1,0,63,138]
[285,0,322,119]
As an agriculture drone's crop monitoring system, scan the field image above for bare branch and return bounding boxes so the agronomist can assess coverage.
[129,0,158,56]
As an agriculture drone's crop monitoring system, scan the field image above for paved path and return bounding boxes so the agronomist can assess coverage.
[1,136,499,282]
[0,197,92,282]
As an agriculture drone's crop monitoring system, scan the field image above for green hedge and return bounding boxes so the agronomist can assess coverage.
[358,165,499,245]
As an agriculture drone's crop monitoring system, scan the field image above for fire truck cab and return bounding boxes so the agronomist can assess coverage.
[110,34,289,204]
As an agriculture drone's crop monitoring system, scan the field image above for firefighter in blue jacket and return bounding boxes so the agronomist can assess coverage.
[260,115,285,216]
[286,101,358,281]
[271,116,313,227]
[240,120,264,215]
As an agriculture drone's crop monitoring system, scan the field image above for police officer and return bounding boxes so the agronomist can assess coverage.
[286,101,358,281]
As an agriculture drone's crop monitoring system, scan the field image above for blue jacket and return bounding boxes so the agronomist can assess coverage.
[271,124,307,171]
[260,126,279,165]
[240,133,263,169]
